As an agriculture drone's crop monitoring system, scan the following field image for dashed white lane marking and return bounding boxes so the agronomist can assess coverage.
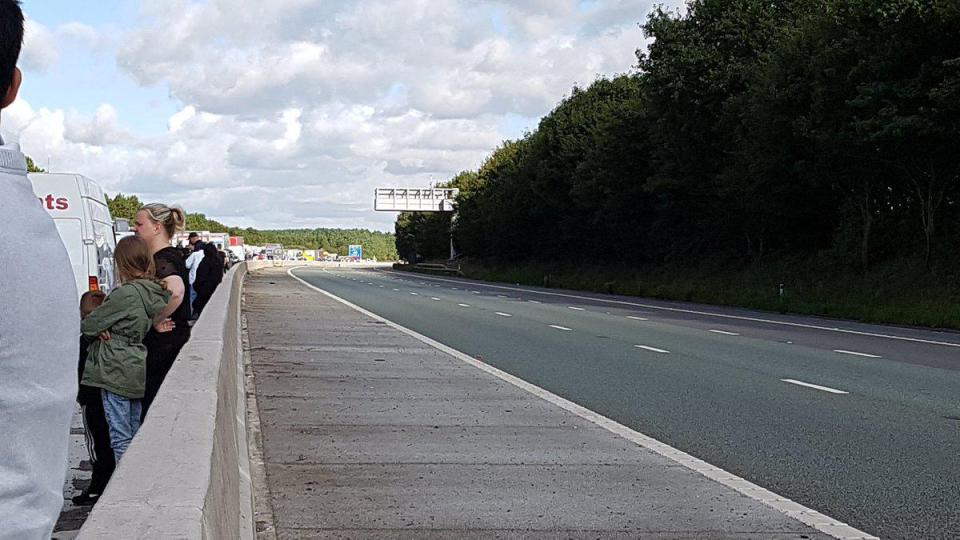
[294,267,876,540]
[431,297,441,301]
[495,312,513,317]
[568,306,585,311]
[781,379,849,395]
[410,292,419,296]
[380,270,958,350]
[709,329,741,336]
[472,291,481,294]
[379,285,385,288]
[452,287,459,290]
[627,316,648,321]
[635,345,670,354]
[497,295,508,298]
[457,303,471,308]
[528,300,541,304]
[549,325,572,331]
[393,288,399,291]
[834,349,882,359]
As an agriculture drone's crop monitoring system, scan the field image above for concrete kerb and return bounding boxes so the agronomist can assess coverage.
[78,263,255,539]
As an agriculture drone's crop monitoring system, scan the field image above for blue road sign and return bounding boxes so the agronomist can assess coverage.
[348,244,362,259]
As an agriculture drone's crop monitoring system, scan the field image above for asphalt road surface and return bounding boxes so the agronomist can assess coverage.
[290,266,960,539]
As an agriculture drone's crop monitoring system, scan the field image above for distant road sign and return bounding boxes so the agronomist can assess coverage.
[374,187,459,212]
[348,244,362,259]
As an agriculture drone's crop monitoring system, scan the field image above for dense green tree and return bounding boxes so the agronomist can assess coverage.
[401,0,959,277]
[106,193,143,221]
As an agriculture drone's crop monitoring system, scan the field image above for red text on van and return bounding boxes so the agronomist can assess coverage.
[38,194,69,210]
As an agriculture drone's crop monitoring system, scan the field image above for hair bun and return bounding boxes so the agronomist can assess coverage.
[170,205,186,231]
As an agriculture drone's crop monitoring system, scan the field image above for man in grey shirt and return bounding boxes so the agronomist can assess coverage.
[0,1,80,538]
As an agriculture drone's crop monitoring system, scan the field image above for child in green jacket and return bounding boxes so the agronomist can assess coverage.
[81,236,172,461]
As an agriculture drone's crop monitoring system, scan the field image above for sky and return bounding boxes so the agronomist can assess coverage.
[9,0,677,232]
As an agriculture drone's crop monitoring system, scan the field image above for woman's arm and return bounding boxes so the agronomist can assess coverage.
[153,274,185,327]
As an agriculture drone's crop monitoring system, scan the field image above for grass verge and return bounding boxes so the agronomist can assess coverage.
[448,257,960,331]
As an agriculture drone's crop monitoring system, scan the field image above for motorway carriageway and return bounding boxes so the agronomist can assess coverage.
[289,266,960,540]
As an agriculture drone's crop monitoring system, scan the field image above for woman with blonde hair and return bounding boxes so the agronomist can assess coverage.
[133,203,191,417]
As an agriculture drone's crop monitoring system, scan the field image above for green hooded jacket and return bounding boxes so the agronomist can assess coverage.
[81,279,171,399]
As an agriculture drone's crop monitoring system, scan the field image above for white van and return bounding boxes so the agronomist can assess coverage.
[28,173,119,299]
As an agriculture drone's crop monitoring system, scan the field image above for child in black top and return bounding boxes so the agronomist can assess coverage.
[72,290,115,505]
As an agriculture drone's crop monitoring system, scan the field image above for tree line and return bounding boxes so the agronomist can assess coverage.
[397,0,960,275]
[107,193,398,260]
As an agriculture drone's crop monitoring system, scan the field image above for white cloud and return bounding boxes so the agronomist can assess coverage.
[21,19,58,72]
[8,0,678,231]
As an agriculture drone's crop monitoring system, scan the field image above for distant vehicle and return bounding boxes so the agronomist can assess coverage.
[29,173,119,299]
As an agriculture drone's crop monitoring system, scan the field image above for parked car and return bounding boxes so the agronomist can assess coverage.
[29,173,119,299]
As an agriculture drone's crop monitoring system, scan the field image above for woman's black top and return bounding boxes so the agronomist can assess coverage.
[144,246,191,345]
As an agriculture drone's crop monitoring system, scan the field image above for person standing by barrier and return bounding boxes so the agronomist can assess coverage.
[73,291,114,505]
[0,2,79,537]
[184,239,204,317]
[133,203,190,418]
[192,242,223,317]
[80,236,172,461]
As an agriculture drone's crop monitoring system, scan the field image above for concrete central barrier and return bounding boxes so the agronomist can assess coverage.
[76,260,391,538]
[78,262,258,539]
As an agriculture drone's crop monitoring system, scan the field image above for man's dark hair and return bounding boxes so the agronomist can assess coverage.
[0,0,23,94]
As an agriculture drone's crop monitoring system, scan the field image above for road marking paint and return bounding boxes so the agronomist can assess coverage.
[497,295,507,298]
[458,303,471,308]
[495,312,512,317]
[528,300,541,304]
[549,325,572,331]
[472,291,481,294]
[294,267,877,540]
[431,297,440,301]
[834,349,882,359]
[410,292,419,296]
[627,316,648,321]
[452,287,458,290]
[709,329,740,336]
[379,285,385,288]
[568,306,585,311]
[393,288,399,291]
[635,345,670,354]
[781,379,848,395]
[380,270,958,349]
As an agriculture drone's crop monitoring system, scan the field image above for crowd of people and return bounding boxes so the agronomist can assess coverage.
[70,209,227,506]
[0,3,224,536]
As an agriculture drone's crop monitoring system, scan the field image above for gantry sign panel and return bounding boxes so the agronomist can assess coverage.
[374,187,459,212]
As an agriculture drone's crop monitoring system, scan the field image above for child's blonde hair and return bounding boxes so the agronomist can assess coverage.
[115,235,163,286]
[79,290,106,318]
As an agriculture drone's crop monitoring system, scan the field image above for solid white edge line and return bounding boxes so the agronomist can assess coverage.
[379,270,958,349]
[709,329,741,336]
[548,324,572,331]
[781,379,849,395]
[495,312,513,317]
[288,267,875,540]
[834,349,882,359]
[634,345,670,354]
